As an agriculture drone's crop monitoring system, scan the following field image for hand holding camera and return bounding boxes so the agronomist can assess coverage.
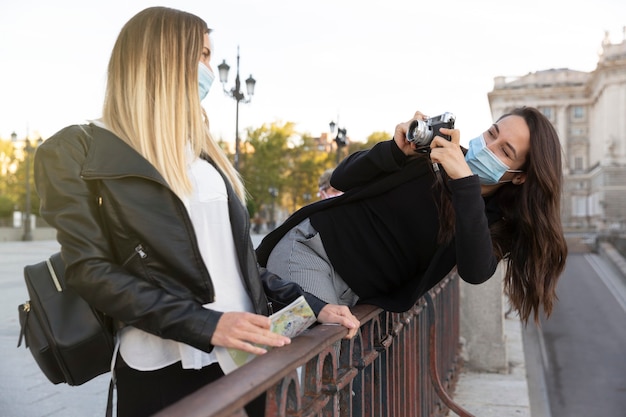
[394,111,428,155]
[395,111,472,180]
[428,123,474,181]
[406,112,456,148]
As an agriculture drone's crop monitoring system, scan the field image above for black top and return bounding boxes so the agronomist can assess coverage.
[257,139,501,312]
[310,162,439,299]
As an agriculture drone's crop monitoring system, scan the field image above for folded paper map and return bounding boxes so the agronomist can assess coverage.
[215,295,316,374]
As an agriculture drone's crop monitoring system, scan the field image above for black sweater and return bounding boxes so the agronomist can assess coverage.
[257,139,500,312]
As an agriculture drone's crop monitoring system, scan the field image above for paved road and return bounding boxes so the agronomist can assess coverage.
[539,253,626,417]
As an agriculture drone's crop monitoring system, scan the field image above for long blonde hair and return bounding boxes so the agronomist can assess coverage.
[102,6,245,201]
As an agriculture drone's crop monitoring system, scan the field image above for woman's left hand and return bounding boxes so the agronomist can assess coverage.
[317,304,360,339]
[429,127,474,180]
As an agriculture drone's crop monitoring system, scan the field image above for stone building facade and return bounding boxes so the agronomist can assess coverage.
[488,29,626,232]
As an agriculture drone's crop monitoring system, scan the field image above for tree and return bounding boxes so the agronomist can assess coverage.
[239,122,293,221]
[221,123,392,224]
[284,134,329,211]
[0,139,40,221]
[348,131,391,154]
[0,195,14,222]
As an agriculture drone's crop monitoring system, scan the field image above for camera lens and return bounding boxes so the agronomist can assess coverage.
[406,119,433,146]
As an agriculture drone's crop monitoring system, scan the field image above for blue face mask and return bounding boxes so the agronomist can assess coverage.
[198,62,214,101]
[465,134,521,185]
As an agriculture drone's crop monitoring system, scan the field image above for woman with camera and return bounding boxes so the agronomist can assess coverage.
[257,107,567,323]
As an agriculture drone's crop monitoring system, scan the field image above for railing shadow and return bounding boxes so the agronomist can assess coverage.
[155,274,462,417]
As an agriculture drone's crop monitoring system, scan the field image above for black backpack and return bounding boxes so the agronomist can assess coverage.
[17,252,114,386]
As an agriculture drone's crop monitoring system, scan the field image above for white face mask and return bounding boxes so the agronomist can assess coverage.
[198,62,214,101]
[465,134,522,185]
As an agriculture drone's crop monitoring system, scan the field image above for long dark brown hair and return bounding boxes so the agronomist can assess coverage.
[435,106,567,323]
[495,107,567,323]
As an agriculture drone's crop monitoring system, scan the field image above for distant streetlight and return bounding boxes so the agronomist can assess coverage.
[329,121,347,165]
[11,132,42,241]
[217,46,256,171]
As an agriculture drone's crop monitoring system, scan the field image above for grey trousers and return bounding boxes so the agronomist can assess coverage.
[266,218,359,306]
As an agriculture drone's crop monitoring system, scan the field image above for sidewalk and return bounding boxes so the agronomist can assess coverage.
[448,316,538,417]
[0,240,112,417]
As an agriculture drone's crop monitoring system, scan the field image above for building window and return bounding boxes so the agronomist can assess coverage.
[574,157,583,171]
[572,196,586,217]
[572,106,584,119]
[539,106,553,120]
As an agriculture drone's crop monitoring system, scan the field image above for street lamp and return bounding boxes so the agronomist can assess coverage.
[329,121,347,165]
[217,46,256,171]
[11,132,41,241]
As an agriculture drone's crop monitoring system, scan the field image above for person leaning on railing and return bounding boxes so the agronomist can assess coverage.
[257,107,568,324]
[318,168,344,200]
[34,7,358,417]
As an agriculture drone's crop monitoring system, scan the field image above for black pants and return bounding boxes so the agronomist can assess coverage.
[116,359,265,417]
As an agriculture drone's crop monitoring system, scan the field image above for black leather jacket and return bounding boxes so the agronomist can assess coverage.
[34,124,325,354]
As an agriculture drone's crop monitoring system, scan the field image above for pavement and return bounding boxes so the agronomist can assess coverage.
[0,239,112,417]
[3,236,623,417]
[448,315,541,417]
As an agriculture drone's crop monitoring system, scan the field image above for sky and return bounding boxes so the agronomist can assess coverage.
[1,0,625,148]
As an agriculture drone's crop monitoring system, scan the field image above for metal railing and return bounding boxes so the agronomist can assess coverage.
[155,274,463,417]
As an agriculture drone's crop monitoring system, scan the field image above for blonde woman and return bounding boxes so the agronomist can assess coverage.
[34,7,358,417]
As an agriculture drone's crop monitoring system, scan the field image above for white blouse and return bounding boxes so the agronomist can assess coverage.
[118,148,254,371]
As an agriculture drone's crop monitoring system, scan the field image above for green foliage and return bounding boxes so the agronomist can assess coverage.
[230,122,391,221]
[0,195,14,218]
[238,122,293,213]
[367,131,392,144]
[0,139,40,220]
[284,134,330,212]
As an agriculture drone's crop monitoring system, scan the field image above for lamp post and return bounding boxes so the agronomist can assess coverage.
[217,46,256,171]
[329,121,347,165]
[11,132,41,241]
